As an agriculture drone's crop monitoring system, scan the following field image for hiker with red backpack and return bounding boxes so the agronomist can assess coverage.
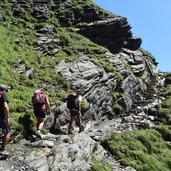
[67,91,84,134]
[0,84,11,156]
[32,90,51,139]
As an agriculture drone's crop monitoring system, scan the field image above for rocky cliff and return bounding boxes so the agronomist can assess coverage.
[0,0,166,171]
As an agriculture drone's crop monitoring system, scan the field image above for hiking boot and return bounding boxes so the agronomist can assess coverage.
[0,150,9,156]
[35,131,43,139]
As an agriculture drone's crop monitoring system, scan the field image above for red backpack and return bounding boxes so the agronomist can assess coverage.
[32,91,46,107]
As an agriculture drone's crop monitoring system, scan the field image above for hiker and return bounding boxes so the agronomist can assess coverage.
[0,84,11,155]
[32,90,51,139]
[67,91,83,134]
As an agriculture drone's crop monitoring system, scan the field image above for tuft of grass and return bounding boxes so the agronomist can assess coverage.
[91,156,111,171]
[140,48,156,62]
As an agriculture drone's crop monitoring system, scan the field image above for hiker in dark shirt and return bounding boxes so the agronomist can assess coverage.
[67,91,83,134]
[0,84,11,155]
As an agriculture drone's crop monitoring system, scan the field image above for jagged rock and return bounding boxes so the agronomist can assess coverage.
[24,151,49,171]
[123,37,142,50]
[53,1,102,26]
[33,4,49,20]
[34,25,58,55]
[15,62,34,79]
[50,132,110,171]
[120,49,144,65]
[122,116,134,123]
[77,17,134,53]
[36,25,56,34]
[16,63,26,73]
[25,69,34,79]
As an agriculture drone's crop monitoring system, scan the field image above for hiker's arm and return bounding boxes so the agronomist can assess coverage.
[78,102,81,113]
[78,95,82,114]
[46,97,51,114]
[3,102,10,124]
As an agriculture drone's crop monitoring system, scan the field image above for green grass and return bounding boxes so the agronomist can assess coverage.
[102,129,171,171]
[58,27,107,55]
[158,84,171,124]
[140,48,156,62]
[91,157,111,171]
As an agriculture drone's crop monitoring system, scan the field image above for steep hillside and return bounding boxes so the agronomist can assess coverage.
[0,0,170,171]
[0,0,159,128]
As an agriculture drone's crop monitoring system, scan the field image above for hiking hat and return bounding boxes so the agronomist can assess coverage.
[0,84,8,91]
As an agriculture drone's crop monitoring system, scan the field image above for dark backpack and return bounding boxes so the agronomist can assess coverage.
[33,93,46,106]
[67,94,78,110]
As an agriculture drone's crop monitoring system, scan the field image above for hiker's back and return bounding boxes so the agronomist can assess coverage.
[67,93,78,110]
[32,90,46,108]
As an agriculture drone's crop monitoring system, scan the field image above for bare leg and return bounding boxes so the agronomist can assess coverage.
[79,118,83,132]
[2,131,11,147]
[76,115,83,133]
[36,117,45,130]
[68,115,74,134]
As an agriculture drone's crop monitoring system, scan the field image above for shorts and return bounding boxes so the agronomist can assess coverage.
[70,109,82,117]
[0,119,11,134]
[34,108,47,118]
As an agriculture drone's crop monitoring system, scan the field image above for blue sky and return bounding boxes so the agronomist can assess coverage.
[93,0,171,72]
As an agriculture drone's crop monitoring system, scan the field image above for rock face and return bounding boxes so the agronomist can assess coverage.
[0,0,162,170]
[56,56,115,119]
[55,49,159,126]
[77,17,141,53]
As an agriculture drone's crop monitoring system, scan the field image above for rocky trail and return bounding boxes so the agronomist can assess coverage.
[0,105,157,171]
